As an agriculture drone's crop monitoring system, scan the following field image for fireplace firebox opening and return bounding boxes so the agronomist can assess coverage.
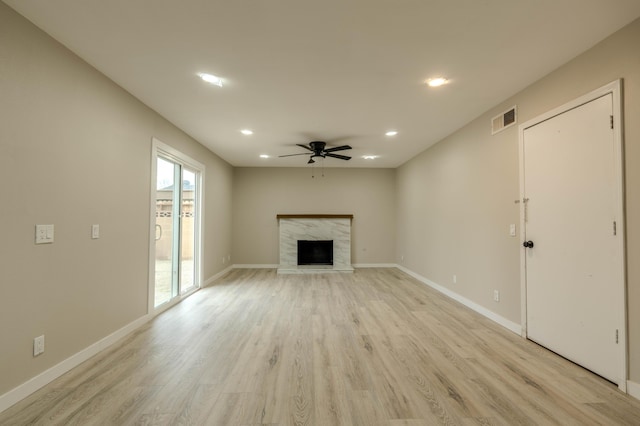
[297,240,333,265]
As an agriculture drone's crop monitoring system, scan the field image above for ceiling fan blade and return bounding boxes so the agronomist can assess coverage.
[279,153,311,158]
[324,145,352,153]
[325,153,351,160]
[296,143,314,152]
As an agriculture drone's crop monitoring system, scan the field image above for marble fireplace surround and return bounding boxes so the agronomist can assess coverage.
[277,214,354,274]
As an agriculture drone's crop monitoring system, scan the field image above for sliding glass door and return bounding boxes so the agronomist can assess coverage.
[152,140,203,309]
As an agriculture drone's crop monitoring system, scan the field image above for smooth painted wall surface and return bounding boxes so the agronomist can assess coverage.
[396,18,640,381]
[0,4,233,396]
[232,167,396,265]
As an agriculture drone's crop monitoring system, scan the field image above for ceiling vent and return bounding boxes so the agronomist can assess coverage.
[492,106,517,135]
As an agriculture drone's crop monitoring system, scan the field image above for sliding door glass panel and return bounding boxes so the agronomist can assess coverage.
[154,157,178,306]
[180,168,196,293]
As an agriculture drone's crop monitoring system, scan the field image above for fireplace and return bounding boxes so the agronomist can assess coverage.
[298,240,333,265]
[277,214,353,273]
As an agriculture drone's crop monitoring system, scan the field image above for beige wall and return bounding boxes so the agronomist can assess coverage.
[232,167,396,265]
[396,18,640,381]
[0,3,233,396]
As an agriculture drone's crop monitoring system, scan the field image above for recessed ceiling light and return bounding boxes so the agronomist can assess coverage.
[197,72,223,87]
[259,154,269,159]
[240,129,253,135]
[427,77,448,87]
[362,155,378,160]
[385,131,398,136]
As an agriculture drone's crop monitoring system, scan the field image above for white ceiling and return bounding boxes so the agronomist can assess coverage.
[5,0,640,168]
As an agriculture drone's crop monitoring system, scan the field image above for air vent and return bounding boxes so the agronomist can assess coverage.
[492,106,517,135]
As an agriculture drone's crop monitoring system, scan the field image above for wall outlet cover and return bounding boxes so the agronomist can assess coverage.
[34,335,45,356]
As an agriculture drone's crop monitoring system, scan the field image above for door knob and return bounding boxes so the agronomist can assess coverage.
[523,240,534,248]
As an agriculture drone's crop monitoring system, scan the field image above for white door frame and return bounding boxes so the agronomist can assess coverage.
[518,80,627,391]
[149,137,205,315]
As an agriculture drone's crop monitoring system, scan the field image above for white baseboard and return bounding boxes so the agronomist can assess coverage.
[203,266,233,287]
[396,265,522,335]
[0,314,152,414]
[627,380,640,401]
[231,263,398,269]
[232,264,279,269]
[353,263,397,268]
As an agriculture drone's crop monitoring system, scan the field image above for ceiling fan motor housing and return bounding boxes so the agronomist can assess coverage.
[309,141,326,154]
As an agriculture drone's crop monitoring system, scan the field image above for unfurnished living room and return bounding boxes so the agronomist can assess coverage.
[2,0,640,424]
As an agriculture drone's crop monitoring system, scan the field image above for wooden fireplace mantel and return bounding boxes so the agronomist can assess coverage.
[277,214,353,220]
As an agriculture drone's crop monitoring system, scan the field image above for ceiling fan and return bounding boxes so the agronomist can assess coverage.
[279,141,352,164]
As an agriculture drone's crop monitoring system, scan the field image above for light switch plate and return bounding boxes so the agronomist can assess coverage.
[35,224,54,244]
[509,224,517,237]
[92,224,100,239]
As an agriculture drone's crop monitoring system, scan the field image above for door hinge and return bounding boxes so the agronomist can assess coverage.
[610,115,614,129]
[616,329,619,344]
[613,221,617,236]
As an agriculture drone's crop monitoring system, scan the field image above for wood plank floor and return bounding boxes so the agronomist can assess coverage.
[3,268,640,425]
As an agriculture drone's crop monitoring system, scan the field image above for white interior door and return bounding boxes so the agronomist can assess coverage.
[522,92,623,384]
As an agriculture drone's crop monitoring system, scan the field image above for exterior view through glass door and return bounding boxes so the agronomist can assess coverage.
[153,146,202,308]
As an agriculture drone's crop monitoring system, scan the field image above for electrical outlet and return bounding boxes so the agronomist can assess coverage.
[493,290,500,302]
[34,335,45,356]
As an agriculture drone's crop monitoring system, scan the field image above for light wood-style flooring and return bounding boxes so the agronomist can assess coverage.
[2,268,640,425]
